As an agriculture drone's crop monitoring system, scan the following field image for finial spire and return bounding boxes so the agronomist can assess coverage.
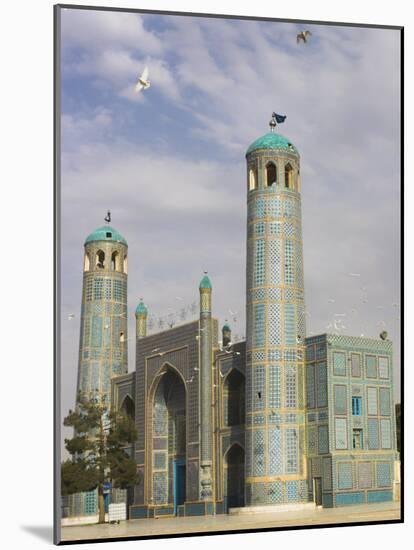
[104,210,111,224]
[269,113,277,132]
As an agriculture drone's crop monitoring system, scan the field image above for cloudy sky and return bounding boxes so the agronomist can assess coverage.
[59,7,401,450]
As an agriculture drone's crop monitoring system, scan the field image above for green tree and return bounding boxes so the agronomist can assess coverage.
[62,394,139,523]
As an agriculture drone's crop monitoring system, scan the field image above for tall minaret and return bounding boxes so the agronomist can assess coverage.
[198,273,214,502]
[245,114,308,506]
[76,224,128,407]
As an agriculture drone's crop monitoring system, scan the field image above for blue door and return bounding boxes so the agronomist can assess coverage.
[173,459,186,514]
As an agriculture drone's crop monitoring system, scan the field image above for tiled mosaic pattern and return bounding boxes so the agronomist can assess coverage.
[334,385,347,415]
[378,357,389,379]
[380,419,391,449]
[367,387,378,415]
[366,355,377,378]
[338,462,353,489]
[335,418,348,450]
[368,419,379,449]
[333,352,346,376]
[318,425,329,454]
[376,462,392,487]
[323,457,332,490]
[379,388,391,416]
[358,462,372,489]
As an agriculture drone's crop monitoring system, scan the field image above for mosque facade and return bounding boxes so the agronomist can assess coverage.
[64,116,399,520]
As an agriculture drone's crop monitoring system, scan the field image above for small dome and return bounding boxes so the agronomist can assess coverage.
[85,226,127,246]
[246,132,298,156]
[135,301,148,316]
[199,274,212,290]
[222,323,231,332]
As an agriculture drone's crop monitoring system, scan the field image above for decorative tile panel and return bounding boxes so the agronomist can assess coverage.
[333,352,346,376]
[380,419,391,449]
[378,357,389,379]
[368,418,379,449]
[379,388,391,416]
[366,355,377,378]
[316,362,327,407]
[367,387,378,416]
[334,385,347,415]
[358,462,372,489]
[318,425,329,454]
[285,429,298,473]
[335,418,348,450]
[377,462,392,487]
[268,428,282,475]
[338,462,353,489]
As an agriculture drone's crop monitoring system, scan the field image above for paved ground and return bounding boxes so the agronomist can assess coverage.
[61,501,401,542]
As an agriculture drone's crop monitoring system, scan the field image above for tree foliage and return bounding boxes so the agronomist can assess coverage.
[61,394,139,522]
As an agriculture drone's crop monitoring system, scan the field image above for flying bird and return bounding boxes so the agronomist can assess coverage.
[135,66,150,93]
[297,30,312,44]
[379,331,388,341]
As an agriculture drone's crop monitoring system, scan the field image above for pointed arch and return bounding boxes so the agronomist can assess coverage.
[83,253,90,272]
[285,162,294,189]
[120,394,135,419]
[266,161,277,187]
[223,368,245,427]
[111,251,120,271]
[149,363,187,508]
[224,443,245,509]
[96,250,105,269]
[249,167,257,191]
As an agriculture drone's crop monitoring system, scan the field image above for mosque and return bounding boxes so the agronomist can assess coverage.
[64,114,399,520]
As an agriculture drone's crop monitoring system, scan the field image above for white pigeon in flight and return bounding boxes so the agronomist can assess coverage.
[297,30,312,44]
[135,65,150,93]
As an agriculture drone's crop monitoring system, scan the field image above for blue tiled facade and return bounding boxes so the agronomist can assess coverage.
[305,334,398,507]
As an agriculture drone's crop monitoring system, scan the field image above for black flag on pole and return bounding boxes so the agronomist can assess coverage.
[273,113,287,124]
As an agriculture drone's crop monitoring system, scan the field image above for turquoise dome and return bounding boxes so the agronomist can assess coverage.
[199,274,212,290]
[246,132,298,156]
[222,323,231,332]
[85,226,127,246]
[135,301,148,316]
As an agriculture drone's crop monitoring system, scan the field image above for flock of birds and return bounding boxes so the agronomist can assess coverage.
[133,30,313,96]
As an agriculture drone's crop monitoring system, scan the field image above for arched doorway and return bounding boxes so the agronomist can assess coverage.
[224,443,245,510]
[152,368,186,513]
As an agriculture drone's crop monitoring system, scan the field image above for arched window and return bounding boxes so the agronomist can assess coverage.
[266,162,277,187]
[249,168,257,191]
[285,163,293,189]
[111,251,119,271]
[96,250,105,269]
[223,369,245,427]
[120,395,135,419]
[123,255,128,274]
[83,253,90,272]
[297,170,301,192]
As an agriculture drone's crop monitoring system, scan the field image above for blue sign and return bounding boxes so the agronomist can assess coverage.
[103,482,112,494]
